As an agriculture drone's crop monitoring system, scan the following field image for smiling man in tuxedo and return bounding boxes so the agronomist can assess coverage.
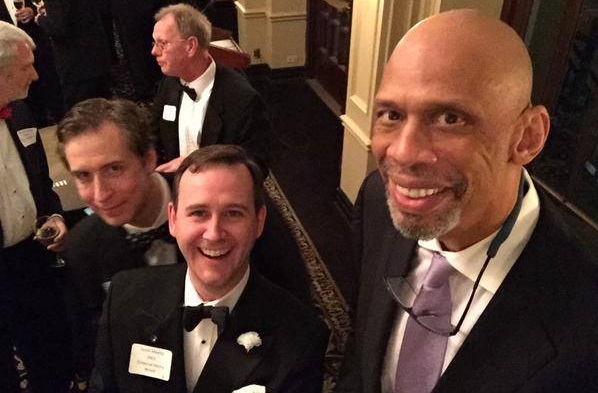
[335,9,598,393]
[89,145,329,393]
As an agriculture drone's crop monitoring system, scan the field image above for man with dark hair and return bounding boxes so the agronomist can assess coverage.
[336,9,598,393]
[0,20,71,393]
[90,145,329,393]
[58,98,180,382]
[151,3,271,174]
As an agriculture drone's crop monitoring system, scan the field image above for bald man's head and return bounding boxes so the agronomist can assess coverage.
[372,9,549,251]
[395,9,532,116]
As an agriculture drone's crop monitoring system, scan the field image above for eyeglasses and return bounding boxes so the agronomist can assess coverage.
[384,253,492,337]
[151,39,187,51]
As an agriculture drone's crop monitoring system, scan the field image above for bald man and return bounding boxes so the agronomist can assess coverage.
[335,9,598,393]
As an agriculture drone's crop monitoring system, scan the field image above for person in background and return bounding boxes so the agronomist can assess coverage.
[1,0,63,126]
[35,0,111,112]
[151,3,270,174]
[336,9,598,393]
[57,98,181,384]
[89,145,329,393]
[0,20,71,393]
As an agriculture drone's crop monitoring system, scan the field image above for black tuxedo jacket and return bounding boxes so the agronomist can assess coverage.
[335,171,598,393]
[152,64,272,174]
[0,100,61,251]
[37,0,110,83]
[64,214,182,375]
[89,264,329,393]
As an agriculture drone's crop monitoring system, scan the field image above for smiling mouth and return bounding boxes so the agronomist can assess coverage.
[199,247,231,259]
[396,185,443,199]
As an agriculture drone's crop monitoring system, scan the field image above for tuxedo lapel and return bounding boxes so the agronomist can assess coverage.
[199,65,224,147]
[131,265,187,392]
[200,93,223,147]
[436,212,561,393]
[193,272,274,392]
[363,231,416,390]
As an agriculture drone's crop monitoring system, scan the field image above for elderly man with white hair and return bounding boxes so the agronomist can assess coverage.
[0,20,71,393]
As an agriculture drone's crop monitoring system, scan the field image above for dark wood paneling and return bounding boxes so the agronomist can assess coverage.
[307,0,352,110]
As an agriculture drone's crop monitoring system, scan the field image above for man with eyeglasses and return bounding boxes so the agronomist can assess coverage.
[335,9,598,393]
[150,3,271,175]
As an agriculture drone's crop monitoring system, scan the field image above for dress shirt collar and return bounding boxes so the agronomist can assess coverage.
[123,173,170,234]
[180,56,216,100]
[418,169,540,294]
[184,265,249,311]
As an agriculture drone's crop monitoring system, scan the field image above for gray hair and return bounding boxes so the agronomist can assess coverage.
[155,3,211,48]
[0,21,35,70]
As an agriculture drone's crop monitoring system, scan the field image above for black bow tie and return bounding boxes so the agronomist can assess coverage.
[180,83,197,100]
[125,223,174,254]
[182,304,229,334]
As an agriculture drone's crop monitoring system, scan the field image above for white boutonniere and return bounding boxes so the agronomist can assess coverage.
[232,384,266,393]
[237,331,262,352]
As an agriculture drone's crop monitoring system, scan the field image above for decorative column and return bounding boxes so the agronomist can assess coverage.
[235,0,307,68]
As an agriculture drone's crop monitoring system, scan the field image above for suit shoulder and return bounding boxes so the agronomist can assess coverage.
[214,65,258,97]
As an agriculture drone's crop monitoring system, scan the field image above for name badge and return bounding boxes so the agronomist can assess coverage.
[128,343,172,381]
[162,105,176,122]
[17,128,37,147]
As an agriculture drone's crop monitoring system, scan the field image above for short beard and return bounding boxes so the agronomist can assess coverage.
[386,188,462,240]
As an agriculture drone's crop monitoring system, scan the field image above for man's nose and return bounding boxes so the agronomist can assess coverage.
[92,177,113,203]
[385,119,438,166]
[202,216,224,241]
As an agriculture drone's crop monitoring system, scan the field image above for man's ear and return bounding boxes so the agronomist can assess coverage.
[168,201,177,237]
[510,105,550,165]
[255,205,267,239]
[144,148,158,173]
[186,36,199,57]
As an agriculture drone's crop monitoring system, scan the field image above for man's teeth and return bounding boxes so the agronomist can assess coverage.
[201,248,229,257]
[397,185,441,198]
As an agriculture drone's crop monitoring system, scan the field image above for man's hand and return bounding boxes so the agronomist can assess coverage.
[34,4,46,24]
[47,215,67,252]
[15,6,34,24]
[156,156,184,173]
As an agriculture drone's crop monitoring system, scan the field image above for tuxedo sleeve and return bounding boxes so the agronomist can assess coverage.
[232,90,272,177]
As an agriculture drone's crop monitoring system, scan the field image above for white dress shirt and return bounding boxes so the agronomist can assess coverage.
[183,266,249,392]
[0,120,37,247]
[178,57,216,157]
[122,173,177,266]
[381,170,541,392]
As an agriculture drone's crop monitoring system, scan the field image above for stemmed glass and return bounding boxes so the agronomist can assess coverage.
[33,216,66,268]
[13,0,24,10]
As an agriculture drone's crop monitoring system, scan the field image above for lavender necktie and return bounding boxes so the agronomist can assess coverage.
[395,252,454,393]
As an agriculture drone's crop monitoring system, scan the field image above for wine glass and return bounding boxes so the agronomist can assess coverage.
[33,216,66,268]
[13,0,24,10]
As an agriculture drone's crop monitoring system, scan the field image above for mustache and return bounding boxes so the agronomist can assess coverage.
[379,159,468,198]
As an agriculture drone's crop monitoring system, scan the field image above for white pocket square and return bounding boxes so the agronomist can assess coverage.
[232,384,266,393]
